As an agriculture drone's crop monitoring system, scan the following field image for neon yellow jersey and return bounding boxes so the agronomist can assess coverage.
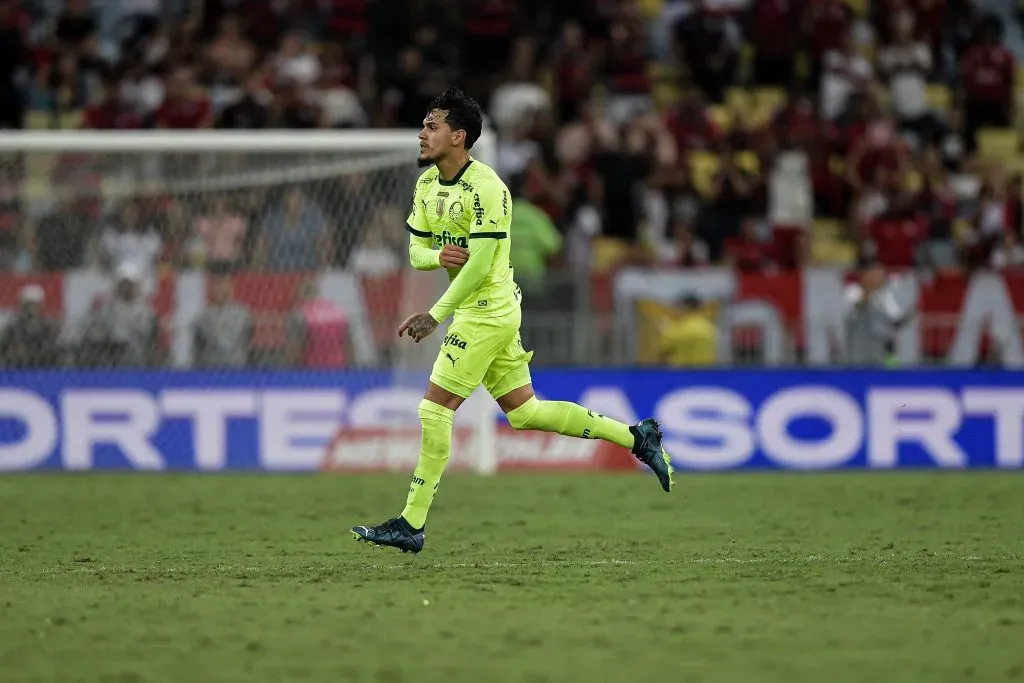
[406,158,520,320]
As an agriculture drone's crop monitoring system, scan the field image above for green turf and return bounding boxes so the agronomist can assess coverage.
[0,472,1022,683]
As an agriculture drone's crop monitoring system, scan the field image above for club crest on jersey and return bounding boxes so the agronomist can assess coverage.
[443,332,468,349]
[434,230,467,248]
[448,201,464,222]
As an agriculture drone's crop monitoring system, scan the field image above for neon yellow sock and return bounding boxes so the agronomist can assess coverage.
[505,396,635,449]
[400,399,455,529]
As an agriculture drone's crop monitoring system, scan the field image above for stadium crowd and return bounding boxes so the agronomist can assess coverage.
[1,0,1024,368]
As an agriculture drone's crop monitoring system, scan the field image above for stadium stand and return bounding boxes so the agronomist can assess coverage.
[1,0,1023,368]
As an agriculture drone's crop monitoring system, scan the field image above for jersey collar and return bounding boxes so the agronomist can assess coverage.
[437,158,474,186]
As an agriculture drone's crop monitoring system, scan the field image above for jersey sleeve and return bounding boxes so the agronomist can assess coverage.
[468,176,511,239]
[406,178,441,271]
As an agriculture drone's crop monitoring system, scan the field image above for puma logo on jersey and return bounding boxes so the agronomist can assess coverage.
[445,353,458,367]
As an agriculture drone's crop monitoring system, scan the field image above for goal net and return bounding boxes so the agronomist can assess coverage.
[0,130,499,473]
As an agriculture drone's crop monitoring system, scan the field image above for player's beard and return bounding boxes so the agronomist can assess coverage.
[416,154,433,168]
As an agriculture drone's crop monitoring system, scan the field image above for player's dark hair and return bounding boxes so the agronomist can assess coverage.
[428,87,484,150]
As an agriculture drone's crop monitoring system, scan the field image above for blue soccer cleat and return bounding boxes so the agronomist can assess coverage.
[351,517,425,554]
[630,418,676,492]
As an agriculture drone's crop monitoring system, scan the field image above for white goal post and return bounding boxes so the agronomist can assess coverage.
[0,128,499,475]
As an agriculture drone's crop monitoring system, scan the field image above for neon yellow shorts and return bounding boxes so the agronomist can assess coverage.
[429,310,534,399]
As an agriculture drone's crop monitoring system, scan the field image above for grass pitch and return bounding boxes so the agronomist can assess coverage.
[0,472,1021,683]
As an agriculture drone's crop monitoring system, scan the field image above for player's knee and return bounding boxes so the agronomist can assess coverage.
[419,398,455,424]
[505,396,540,431]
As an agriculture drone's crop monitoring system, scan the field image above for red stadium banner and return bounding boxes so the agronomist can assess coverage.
[2,268,1023,363]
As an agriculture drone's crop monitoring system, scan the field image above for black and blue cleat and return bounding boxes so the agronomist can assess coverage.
[352,517,425,554]
[630,418,676,492]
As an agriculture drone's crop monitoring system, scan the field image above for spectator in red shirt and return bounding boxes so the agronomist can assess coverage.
[663,91,722,156]
[603,20,652,123]
[866,196,927,268]
[959,14,1015,152]
[724,218,774,272]
[552,21,593,124]
[82,75,142,130]
[154,64,213,129]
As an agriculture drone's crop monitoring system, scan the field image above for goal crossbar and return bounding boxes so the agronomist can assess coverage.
[0,130,497,161]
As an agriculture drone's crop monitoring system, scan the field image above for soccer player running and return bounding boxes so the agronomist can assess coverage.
[352,88,674,553]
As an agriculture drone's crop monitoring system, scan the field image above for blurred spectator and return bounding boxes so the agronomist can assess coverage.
[204,14,256,89]
[551,20,593,124]
[77,263,160,368]
[489,38,550,136]
[657,294,717,366]
[865,193,927,269]
[959,14,1014,152]
[593,121,652,243]
[663,90,722,156]
[119,61,166,120]
[843,257,911,366]
[155,64,212,128]
[348,207,402,276]
[820,29,872,121]
[666,223,711,268]
[120,0,162,39]
[256,187,332,271]
[55,0,97,51]
[877,11,939,148]
[706,148,757,257]
[675,4,741,103]
[991,229,1024,270]
[913,150,958,271]
[268,80,321,128]
[963,165,1012,266]
[0,0,27,129]
[460,0,515,92]
[939,105,967,172]
[846,99,905,204]
[803,0,852,85]
[0,284,60,368]
[34,197,92,272]
[751,0,799,87]
[95,201,162,276]
[217,71,271,129]
[195,195,247,273]
[603,20,654,122]
[273,30,321,89]
[508,175,564,294]
[82,73,142,129]
[193,275,252,368]
[724,218,773,272]
[286,278,349,368]
[0,168,22,270]
[384,46,441,128]
[313,44,367,128]
[40,50,99,114]
[496,118,544,181]
[161,200,203,269]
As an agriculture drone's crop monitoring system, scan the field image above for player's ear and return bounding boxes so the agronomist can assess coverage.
[452,129,466,147]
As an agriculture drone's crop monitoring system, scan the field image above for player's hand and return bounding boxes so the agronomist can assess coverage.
[398,312,439,343]
[439,244,469,268]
